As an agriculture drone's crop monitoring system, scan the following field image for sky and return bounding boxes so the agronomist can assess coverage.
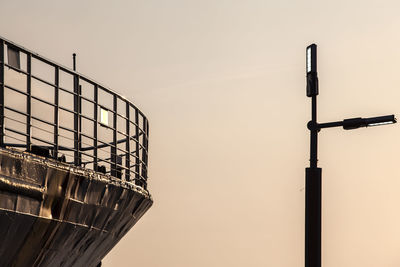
[1,0,400,266]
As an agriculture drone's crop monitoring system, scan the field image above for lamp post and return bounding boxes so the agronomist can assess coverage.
[304,44,396,267]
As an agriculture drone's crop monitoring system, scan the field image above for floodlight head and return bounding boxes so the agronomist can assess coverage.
[306,44,318,97]
[343,115,396,130]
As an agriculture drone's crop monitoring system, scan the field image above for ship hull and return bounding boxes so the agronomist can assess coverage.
[0,148,153,267]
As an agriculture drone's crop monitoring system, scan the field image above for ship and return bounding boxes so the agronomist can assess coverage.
[0,37,153,266]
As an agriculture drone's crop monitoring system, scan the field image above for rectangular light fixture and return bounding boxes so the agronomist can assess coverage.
[100,107,109,126]
[365,115,396,127]
[306,44,317,74]
[306,43,318,97]
[343,115,396,130]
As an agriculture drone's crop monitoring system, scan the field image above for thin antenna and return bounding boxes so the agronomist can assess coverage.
[73,53,76,71]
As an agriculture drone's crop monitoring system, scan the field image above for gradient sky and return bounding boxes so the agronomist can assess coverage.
[1,1,400,266]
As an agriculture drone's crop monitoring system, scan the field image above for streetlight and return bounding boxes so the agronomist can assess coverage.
[304,44,396,267]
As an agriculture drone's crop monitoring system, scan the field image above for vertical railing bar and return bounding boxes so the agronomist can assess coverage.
[26,53,32,151]
[146,119,150,185]
[125,102,130,181]
[73,74,80,166]
[135,108,140,184]
[111,94,117,177]
[54,66,59,159]
[0,41,5,147]
[142,117,148,189]
[78,84,82,165]
[93,85,98,171]
[145,118,149,184]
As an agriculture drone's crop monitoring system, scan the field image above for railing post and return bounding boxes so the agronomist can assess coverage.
[26,53,32,150]
[78,84,82,164]
[125,103,130,181]
[73,74,80,166]
[135,109,140,184]
[142,118,148,187]
[54,66,59,158]
[0,41,4,147]
[144,119,149,185]
[93,85,98,171]
[111,94,117,177]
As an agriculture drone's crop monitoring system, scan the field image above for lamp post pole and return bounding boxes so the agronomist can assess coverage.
[305,44,321,267]
[304,44,396,267]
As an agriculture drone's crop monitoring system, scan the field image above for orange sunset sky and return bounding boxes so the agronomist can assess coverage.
[1,1,400,266]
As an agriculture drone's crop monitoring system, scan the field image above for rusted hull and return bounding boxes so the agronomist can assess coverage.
[0,148,153,267]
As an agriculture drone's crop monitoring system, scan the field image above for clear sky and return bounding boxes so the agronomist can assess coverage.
[1,1,400,266]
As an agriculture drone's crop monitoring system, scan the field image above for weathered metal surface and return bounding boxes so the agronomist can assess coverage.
[0,148,153,267]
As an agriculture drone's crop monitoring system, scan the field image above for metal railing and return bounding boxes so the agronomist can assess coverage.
[0,37,149,189]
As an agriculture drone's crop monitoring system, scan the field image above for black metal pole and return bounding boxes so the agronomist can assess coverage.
[73,53,76,71]
[305,166,321,267]
[305,94,321,267]
[306,44,321,267]
[310,95,318,168]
